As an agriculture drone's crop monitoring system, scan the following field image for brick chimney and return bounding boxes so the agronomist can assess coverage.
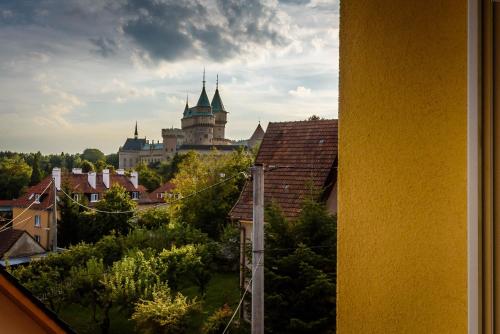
[88,172,97,189]
[103,169,110,189]
[52,168,61,190]
[129,171,138,189]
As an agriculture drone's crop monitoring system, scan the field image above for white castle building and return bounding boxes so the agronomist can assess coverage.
[118,74,264,169]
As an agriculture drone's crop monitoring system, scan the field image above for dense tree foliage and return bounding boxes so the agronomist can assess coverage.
[169,149,253,239]
[82,148,106,164]
[29,152,43,186]
[135,162,163,191]
[0,155,32,199]
[264,200,337,334]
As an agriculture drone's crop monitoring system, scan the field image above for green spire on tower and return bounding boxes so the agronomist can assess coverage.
[211,74,226,113]
[196,68,211,108]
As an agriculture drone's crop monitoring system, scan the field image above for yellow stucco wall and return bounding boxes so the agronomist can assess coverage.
[338,1,468,333]
[12,208,51,250]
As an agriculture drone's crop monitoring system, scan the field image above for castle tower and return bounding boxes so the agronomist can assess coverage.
[211,74,228,144]
[181,70,215,145]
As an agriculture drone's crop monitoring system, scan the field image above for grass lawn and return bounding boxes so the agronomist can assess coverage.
[182,272,241,333]
[58,272,241,334]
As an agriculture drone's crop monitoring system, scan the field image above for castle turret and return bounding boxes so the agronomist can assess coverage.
[211,75,228,143]
[181,70,215,145]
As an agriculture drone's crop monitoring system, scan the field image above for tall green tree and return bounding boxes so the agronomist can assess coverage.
[30,152,43,186]
[82,148,105,164]
[94,184,136,236]
[135,162,162,192]
[169,149,253,239]
[80,159,95,173]
[58,183,81,247]
[105,153,119,169]
[264,200,337,334]
[0,156,32,199]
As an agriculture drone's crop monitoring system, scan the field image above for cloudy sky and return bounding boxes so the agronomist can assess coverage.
[0,0,338,154]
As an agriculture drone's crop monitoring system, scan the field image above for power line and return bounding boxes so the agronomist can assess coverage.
[222,254,262,334]
[0,204,54,234]
[58,171,248,215]
[1,180,53,226]
[0,181,53,234]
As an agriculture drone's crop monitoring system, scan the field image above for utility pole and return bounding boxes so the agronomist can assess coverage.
[252,164,264,334]
[52,177,57,252]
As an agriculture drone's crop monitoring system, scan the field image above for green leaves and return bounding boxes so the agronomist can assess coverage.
[169,149,253,239]
[264,200,337,333]
[0,155,32,199]
[132,287,195,334]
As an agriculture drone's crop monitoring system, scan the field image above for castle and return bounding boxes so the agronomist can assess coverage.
[118,74,264,169]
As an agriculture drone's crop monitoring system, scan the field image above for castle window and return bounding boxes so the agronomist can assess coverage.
[131,192,139,200]
[90,193,99,202]
[34,193,41,203]
[73,193,80,201]
[34,235,41,243]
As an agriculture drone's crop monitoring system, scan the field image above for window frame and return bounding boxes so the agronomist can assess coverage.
[34,215,41,228]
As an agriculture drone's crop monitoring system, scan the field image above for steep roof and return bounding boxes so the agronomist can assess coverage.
[211,88,226,113]
[0,266,76,333]
[229,119,338,221]
[0,229,46,257]
[148,182,176,203]
[0,229,26,257]
[196,86,211,108]
[122,138,146,151]
[249,123,265,141]
[12,173,147,209]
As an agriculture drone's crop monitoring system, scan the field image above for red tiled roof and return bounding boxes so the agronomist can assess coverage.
[148,182,175,204]
[11,177,54,210]
[12,172,147,209]
[229,119,338,221]
[0,200,14,206]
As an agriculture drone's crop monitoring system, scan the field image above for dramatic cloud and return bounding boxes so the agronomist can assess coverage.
[0,0,339,153]
[89,36,118,57]
[121,0,289,61]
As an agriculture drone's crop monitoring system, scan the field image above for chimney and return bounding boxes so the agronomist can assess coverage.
[72,168,82,174]
[88,172,97,189]
[52,168,61,190]
[129,171,138,189]
[116,169,125,175]
[103,169,110,189]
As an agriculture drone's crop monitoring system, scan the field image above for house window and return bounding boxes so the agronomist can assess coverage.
[131,192,139,200]
[34,235,40,243]
[34,193,41,203]
[34,215,41,228]
[73,193,80,201]
[90,193,99,202]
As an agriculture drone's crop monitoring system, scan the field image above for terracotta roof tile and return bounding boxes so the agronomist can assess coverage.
[229,119,338,221]
[11,172,147,209]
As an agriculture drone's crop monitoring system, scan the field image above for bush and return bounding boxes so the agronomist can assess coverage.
[132,288,195,334]
[203,304,233,334]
